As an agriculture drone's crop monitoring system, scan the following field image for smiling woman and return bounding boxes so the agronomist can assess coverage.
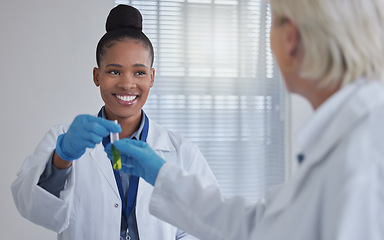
[10,4,217,240]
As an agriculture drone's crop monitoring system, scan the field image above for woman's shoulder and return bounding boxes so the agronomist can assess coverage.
[49,123,70,135]
[32,123,70,148]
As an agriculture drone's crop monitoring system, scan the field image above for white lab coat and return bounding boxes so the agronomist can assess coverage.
[148,79,384,240]
[11,117,217,240]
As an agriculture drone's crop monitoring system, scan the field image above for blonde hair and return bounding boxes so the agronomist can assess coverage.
[270,0,384,87]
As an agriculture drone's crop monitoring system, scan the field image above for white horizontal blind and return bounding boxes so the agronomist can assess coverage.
[115,0,286,201]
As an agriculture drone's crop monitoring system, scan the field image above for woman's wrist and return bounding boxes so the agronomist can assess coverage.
[53,150,73,169]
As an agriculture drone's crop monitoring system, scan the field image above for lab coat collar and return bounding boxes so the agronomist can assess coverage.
[146,119,176,152]
[297,79,384,164]
[266,79,384,217]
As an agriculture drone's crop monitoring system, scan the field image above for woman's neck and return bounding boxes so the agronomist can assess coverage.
[118,115,142,139]
[105,110,142,139]
[297,79,341,110]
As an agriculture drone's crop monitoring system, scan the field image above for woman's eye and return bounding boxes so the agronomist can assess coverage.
[135,71,146,76]
[108,70,120,75]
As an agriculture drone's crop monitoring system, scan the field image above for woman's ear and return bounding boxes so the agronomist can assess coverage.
[93,67,100,87]
[150,68,155,87]
[284,19,300,59]
[277,18,301,70]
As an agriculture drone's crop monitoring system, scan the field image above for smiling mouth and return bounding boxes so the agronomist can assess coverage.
[115,94,138,102]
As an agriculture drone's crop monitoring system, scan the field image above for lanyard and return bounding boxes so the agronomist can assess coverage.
[98,108,149,223]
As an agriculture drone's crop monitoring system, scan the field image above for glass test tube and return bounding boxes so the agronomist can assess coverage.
[110,120,122,170]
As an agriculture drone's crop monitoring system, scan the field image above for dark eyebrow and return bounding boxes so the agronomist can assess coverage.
[105,64,123,68]
[133,63,149,69]
[105,63,149,69]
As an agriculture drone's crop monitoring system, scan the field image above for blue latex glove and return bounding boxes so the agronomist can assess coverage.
[56,114,121,161]
[105,139,165,186]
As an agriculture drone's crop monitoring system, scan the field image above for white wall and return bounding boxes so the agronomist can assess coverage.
[0,1,314,239]
[0,1,113,239]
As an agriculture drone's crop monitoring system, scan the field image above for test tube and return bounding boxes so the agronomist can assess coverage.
[110,120,122,170]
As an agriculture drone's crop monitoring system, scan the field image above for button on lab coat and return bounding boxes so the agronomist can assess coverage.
[11,118,217,240]
[149,79,384,240]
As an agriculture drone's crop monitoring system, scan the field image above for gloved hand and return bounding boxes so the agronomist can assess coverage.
[105,139,166,186]
[56,114,121,161]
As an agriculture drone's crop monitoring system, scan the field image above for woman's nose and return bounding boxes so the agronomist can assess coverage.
[117,74,136,89]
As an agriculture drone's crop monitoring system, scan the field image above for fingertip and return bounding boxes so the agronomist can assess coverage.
[107,120,122,133]
[129,139,146,147]
[114,124,122,133]
[111,140,125,149]
[93,117,121,132]
[83,114,97,121]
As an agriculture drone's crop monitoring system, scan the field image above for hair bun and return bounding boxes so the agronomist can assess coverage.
[106,4,143,32]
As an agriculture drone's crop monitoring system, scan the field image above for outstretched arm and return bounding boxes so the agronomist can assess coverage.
[105,139,266,240]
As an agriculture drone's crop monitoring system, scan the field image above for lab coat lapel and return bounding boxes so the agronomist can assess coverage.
[265,80,384,217]
[89,143,120,199]
[136,119,176,202]
[146,119,176,152]
[302,80,384,169]
[134,118,176,205]
[136,119,177,239]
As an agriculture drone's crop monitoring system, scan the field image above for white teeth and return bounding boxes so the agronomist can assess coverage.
[116,95,137,102]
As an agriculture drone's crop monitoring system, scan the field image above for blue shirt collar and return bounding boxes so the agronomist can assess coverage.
[100,106,145,140]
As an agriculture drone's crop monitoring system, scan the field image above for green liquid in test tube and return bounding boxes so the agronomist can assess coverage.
[110,120,121,170]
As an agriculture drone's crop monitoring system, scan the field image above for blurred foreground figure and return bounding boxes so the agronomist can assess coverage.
[109,0,384,239]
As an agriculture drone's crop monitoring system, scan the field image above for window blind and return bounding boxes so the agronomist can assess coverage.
[115,0,286,201]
